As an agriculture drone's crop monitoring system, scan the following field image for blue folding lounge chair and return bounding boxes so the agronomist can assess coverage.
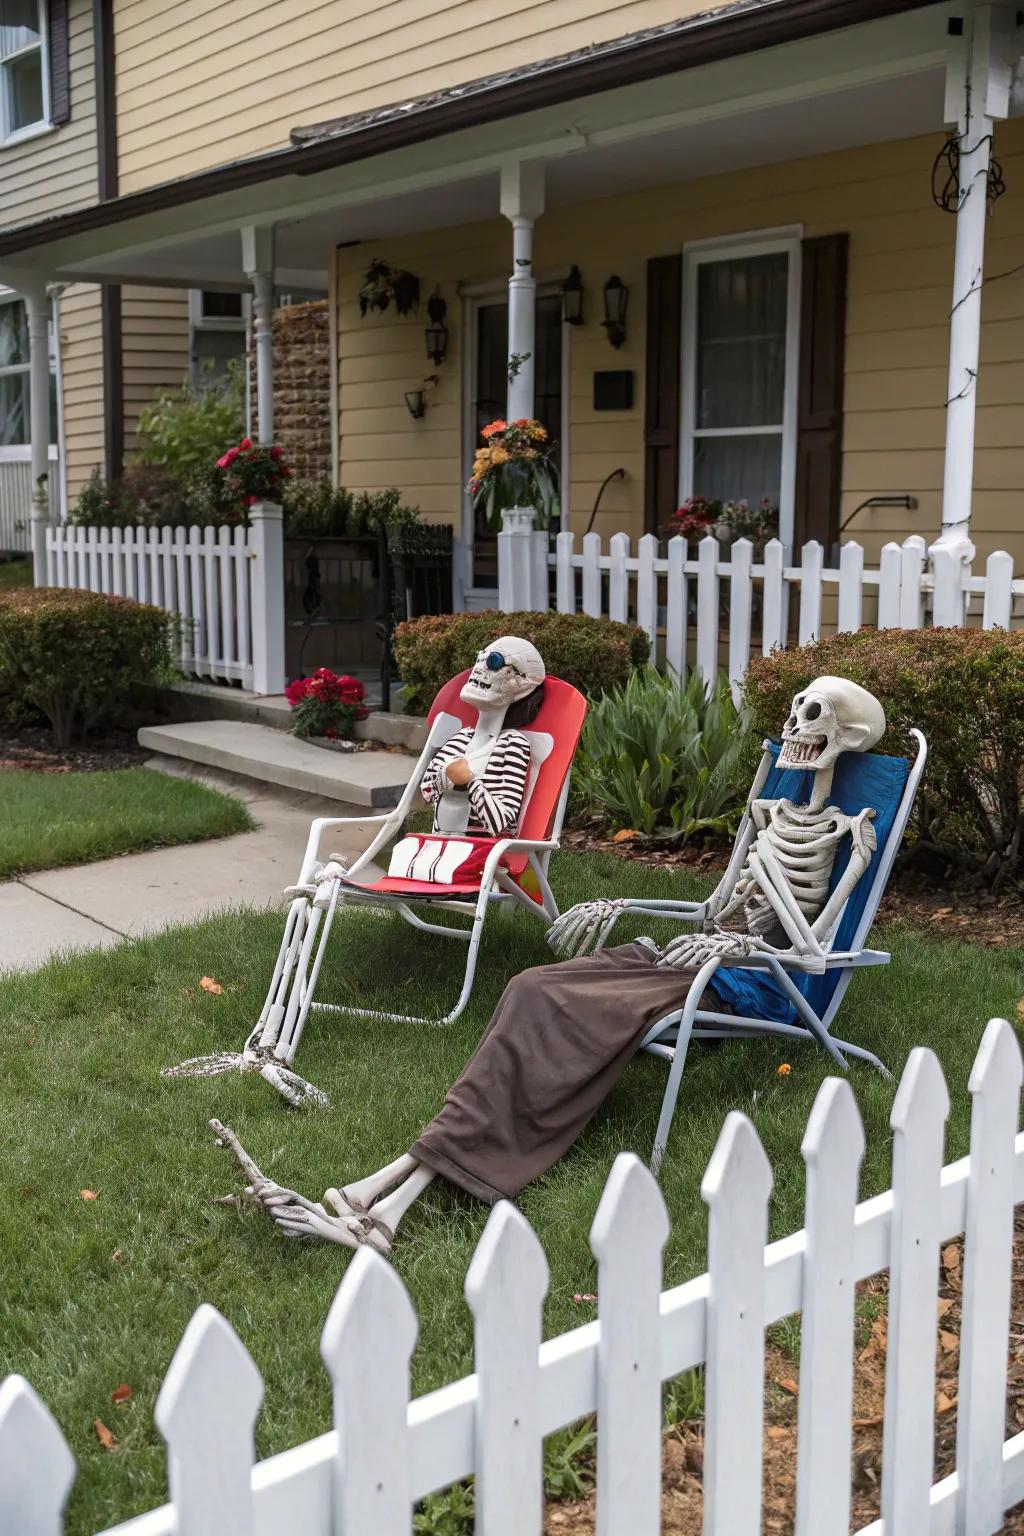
[638,730,926,1172]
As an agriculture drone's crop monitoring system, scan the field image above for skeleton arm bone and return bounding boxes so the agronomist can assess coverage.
[547,896,710,959]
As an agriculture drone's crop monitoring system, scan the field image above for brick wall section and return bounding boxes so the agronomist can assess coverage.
[252,300,332,481]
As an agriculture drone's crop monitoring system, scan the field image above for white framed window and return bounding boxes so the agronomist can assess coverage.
[679,230,801,549]
[188,288,248,390]
[0,291,57,461]
[0,0,50,146]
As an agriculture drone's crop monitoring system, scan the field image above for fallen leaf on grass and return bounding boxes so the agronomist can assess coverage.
[111,1249,124,1264]
[612,829,641,843]
[939,1329,960,1354]
[930,907,954,920]
[936,1389,958,1415]
[110,1384,132,1405]
[199,976,224,995]
[775,1377,799,1396]
[80,1189,100,1201]
[1017,997,1024,1021]
[17,1185,39,1200]
[93,1419,118,1451]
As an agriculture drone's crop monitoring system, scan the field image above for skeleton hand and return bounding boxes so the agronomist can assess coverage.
[547,898,627,959]
[656,929,767,971]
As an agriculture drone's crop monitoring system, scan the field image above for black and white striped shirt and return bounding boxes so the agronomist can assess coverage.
[420,728,532,836]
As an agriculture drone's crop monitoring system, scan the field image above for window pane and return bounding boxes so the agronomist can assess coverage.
[192,329,245,387]
[201,290,244,320]
[0,0,40,59]
[693,432,782,508]
[0,300,28,366]
[696,252,788,429]
[7,46,43,130]
[0,372,29,445]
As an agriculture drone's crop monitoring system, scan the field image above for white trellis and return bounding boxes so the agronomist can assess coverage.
[41,504,285,695]
[530,531,1024,695]
[2,1019,1023,1535]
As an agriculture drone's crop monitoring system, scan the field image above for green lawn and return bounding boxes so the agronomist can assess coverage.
[0,852,1019,1532]
[0,558,31,591]
[0,768,251,879]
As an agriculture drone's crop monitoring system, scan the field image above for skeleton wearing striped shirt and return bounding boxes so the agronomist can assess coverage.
[419,725,532,837]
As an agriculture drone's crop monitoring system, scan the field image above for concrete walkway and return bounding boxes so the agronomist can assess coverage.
[1,769,378,973]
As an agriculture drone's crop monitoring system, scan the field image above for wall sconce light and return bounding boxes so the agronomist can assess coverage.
[602,275,628,349]
[404,389,427,419]
[562,265,584,326]
[425,293,448,365]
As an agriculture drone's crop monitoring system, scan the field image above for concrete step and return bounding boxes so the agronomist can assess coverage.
[159,681,428,751]
[138,720,412,808]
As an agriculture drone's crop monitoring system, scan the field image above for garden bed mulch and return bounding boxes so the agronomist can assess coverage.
[561,826,1024,949]
[0,724,148,774]
[545,1211,1024,1534]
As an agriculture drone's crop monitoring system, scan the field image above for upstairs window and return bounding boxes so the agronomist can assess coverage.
[0,0,49,143]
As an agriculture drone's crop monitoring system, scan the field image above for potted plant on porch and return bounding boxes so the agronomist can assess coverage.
[468,418,560,530]
[285,668,369,750]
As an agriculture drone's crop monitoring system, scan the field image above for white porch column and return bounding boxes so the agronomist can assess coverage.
[935,5,1016,554]
[242,225,275,444]
[22,281,52,585]
[500,161,545,422]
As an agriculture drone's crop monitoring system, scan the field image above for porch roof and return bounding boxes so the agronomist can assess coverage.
[0,0,940,276]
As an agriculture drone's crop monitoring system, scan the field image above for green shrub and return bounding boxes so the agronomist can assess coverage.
[283,480,421,538]
[571,666,752,839]
[743,627,1024,890]
[0,588,179,746]
[135,361,245,479]
[392,609,650,714]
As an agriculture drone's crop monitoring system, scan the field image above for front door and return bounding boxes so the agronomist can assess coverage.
[464,293,564,600]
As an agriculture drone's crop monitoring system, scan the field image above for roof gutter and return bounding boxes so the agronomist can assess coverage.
[0,0,936,260]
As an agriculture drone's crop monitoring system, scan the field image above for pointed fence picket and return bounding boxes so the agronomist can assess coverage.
[544,531,1024,696]
[44,524,255,688]
[6,1022,1024,1536]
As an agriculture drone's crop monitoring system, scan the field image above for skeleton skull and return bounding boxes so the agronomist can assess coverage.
[777,675,885,772]
[460,636,546,710]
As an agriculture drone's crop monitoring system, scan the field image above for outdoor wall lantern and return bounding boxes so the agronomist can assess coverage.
[602,275,628,349]
[404,389,427,419]
[562,265,584,326]
[425,294,449,365]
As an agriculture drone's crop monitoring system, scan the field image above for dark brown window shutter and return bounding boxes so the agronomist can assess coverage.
[48,0,71,125]
[793,232,848,553]
[643,253,682,536]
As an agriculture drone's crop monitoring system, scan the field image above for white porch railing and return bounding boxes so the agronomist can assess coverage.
[499,524,1023,689]
[0,457,61,553]
[2,1019,1021,1535]
[42,505,285,695]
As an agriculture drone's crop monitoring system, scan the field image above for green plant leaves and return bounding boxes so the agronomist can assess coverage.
[572,667,751,842]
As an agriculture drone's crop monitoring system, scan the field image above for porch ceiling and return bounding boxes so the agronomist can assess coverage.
[0,2,955,293]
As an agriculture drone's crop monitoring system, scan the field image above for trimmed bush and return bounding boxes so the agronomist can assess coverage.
[743,627,1024,890]
[0,588,179,746]
[392,609,650,714]
[571,666,752,839]
[282,481,421,538]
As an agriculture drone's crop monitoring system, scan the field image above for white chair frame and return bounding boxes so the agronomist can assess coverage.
[633,730,928,1173]
[252,713,573,1055]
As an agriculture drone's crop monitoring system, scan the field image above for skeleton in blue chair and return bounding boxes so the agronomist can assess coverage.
[162,638,544,1106]
[548,675,885,969]
[210,675,886,1254]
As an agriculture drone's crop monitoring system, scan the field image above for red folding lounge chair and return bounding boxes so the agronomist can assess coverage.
[250,669,587,1058]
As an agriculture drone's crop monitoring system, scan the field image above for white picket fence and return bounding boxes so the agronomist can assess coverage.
[44,523,254,687]
[3,1019,1022,1536]
[536,530,1024,690]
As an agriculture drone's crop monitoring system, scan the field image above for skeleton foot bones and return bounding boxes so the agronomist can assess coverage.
[208,1120,393,1253]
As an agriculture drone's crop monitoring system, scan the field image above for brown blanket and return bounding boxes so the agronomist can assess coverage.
[411,943,714,1201]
